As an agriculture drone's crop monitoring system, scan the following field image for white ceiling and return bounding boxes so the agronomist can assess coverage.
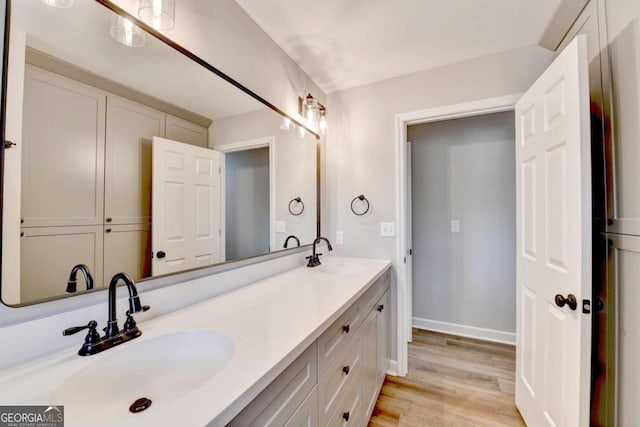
[234,0,563,93]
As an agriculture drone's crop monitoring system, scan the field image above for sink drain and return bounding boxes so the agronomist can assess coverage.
[129,397,152,413]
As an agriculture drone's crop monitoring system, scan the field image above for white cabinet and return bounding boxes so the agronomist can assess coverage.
[105,96,165,225]
[229,269,391,427]
[20,226,104,300]
[227,343,318,427]
[21,65,105,227]
[166,114,208,148]
[103,223,151,285]
[18,65,209,302]
[362,290,391,420]
[376,291,391,384]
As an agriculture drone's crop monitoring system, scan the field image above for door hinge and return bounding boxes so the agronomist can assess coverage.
[582,299,591,314]
[4,140,16,149]
[403,256,406,264]
[219,167,221,175]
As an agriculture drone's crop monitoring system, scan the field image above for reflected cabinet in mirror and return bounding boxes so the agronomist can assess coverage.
[1,0,319,306]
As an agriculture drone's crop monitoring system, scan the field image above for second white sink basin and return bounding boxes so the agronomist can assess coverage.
[51,329,234,425]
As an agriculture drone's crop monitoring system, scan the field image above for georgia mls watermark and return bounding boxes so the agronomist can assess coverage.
[0,406,64,427]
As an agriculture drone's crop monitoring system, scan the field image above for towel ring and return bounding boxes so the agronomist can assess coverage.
[351,194,370,216]
[288,197,305,216]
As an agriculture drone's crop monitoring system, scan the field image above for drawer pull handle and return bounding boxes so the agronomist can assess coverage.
[342,365,350,375]
[343,412,350,422]
[377,304,384,312]
[342,324,350,334]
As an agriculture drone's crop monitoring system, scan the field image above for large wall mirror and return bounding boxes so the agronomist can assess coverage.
[1,0,319,306]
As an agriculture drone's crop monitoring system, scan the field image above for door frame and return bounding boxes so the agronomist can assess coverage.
[394,93,522,376]
[215,137,276,261]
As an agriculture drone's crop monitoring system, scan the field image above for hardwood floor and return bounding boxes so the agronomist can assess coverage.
[369,329,526,427]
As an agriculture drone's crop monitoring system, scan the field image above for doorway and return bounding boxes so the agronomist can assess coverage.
[408,111,516,343]
[394,94,521,376]
[215,137,276,262]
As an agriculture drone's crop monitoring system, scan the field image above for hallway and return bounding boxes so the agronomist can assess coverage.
[369,329,525,426]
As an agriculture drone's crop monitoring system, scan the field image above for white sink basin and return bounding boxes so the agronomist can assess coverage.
[318,262,366,275]
[51,330,234,425]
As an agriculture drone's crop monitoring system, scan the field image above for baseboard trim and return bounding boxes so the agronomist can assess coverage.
[412,317,516,345]
[387,359,398,376]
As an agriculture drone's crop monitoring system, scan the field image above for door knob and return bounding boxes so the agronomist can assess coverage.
[156,251,166,259]
[555,294,577,310]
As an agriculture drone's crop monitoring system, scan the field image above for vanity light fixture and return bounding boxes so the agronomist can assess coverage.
[280,117,295,131]
[110,15,146,48]
[39,0,73,8]
[138,0,176,31]
[299,93,328,135]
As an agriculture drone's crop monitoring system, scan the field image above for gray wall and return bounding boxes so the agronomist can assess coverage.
[225,148,270,260]
[326,45,553,360]
[408,111,516,333]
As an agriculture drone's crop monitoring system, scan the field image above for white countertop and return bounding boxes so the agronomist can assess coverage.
[0,256,391,426]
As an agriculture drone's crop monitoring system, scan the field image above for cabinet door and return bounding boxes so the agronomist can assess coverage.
[376,290,391,384]
[21,65,105,227]
[284,387,318,427]
[105,96,165,225]
[103,223,151,284]
[165,114,208,148]
[20,225,104,302]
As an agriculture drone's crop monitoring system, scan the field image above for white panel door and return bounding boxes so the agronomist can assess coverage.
[515,35,592,427]
[152,137,222,276]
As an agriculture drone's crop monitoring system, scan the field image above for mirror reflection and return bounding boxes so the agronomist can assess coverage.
[2,0,318,306]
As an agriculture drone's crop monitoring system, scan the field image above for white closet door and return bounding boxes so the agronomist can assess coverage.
[515,35,592,427]
[21,65,105,227]
[152,137,222,276]
[105,95,165,225]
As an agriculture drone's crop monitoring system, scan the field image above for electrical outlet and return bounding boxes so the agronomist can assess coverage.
[450,220,460,233]
[336,231,344,244]
[275,220,286,233]
[380,222,395,237]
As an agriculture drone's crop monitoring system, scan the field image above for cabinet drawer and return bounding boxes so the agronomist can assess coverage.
[284,386,318,427]
[326,375,363,427]
[318,301,364,376]
[228,342,317,427]
[318,331,362,425]
[359,270,390,314]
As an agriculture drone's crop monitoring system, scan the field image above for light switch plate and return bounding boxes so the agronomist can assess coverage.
[336,231,344,244]
[275,220,286,233]
[450,220,460,233]
[380,222,395,237]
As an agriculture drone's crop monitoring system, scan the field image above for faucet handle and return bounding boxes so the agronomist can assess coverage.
[63,320,101,346]
[63,320,98,336]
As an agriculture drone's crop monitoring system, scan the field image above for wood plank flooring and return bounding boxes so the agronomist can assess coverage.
[369,329,526,427]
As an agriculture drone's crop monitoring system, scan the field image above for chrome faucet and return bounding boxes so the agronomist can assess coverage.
[306,237,333,267]
[283,235,300,248]
[65,264,94,293]
[63,272,149,356]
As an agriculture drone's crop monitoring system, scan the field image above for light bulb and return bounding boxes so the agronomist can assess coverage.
[139,0,175,31]
[40,0,73,8]
[318,116,328,135]
[110,16,145,47]
[280,117,295,131]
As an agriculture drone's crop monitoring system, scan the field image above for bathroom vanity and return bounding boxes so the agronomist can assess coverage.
[0,256,391,427]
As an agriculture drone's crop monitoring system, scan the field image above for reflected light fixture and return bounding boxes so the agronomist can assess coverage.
[280,117,295,131]
[110,16,146,47]
[299,93,328,135]
[39,0,73,8]
[138,0,176,31]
